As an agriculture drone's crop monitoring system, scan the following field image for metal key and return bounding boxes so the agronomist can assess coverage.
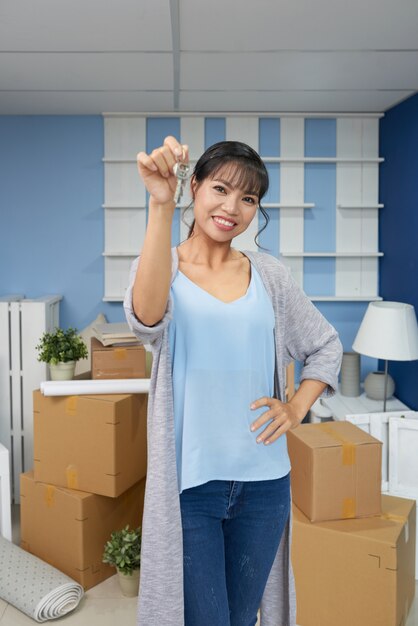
[173,161,190,204]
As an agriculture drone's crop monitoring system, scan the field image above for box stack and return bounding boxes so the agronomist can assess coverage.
[288,421,416,626]
[20,390,147,590]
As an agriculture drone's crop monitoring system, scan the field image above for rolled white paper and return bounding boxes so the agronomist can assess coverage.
[40,378,150,396]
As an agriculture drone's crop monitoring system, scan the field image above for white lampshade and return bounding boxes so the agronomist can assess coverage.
[352,301,418,361]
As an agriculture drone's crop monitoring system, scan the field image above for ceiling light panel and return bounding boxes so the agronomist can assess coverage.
[0,52,173,91]
[0,0,172,51]
[180,51,418,91]
[180,0,418,51]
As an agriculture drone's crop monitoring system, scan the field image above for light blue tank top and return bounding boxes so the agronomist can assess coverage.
[168,259,291,494]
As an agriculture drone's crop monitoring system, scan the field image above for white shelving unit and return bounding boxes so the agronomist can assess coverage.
[0,294,61,503]
[102,113,383,302]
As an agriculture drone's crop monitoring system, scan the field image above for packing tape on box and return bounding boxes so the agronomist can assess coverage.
[66,465,78,490]
[44,485,56,508]
[342,498,356,519]
[381,512,409,543]
[0,536,84,622]
[318,422,356,465]
[318,423,357,518]
[113,348,127,360]
[66,396,78,415]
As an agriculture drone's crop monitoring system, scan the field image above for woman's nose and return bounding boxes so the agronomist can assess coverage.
[222,196,240,214]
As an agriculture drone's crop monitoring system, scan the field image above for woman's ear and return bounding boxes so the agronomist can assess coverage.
[190,175,197,200]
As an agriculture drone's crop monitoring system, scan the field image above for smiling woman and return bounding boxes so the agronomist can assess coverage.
[125,135,342,626]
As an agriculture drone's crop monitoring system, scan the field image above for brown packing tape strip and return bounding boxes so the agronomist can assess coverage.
[113,348,127,360]
[66,465,78,489]
[66,396,78,416]
[318,423,357,518]
[381,512,407,524]
[342,498,356,519]
[318,423,356,466]
[44,485,56,507]
[381,512,409,543]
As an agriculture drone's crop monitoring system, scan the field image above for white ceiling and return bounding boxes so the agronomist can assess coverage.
[0,0,417,114]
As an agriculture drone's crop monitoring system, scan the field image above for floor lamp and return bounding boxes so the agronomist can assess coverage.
[352,301,418,412]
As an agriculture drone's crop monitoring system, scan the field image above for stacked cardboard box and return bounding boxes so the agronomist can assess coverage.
[288,421,416,626]
[91,337,146,380]
[20,390,148,590]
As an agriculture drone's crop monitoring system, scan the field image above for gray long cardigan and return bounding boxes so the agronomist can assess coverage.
[124,247,342,626]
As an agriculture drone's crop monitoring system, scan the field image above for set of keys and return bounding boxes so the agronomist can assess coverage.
[173,159,190,205]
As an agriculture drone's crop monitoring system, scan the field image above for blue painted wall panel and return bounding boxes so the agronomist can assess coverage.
[259,118,280,157]
[305,118,336,157]
[303,258,335,296]
[380,93,418,409]
[0,115,123,330]
[205,117,226,148]
[146,117,181,246]
[304,163,336,253]
[258,162,280,257]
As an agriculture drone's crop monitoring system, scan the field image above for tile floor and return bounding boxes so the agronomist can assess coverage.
[1,505,417,625]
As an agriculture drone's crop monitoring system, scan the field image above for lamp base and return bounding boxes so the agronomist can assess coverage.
[364,371,395,401]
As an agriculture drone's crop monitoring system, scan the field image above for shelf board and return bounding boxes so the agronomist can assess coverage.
[310,296,383,302]
[102,204,145,209]
[103,112,384,119]
[262,157,384,164]
[103,252,138,257]
[263,203,315,209]
[282,252,383,257]
[103,157,384,164]
[102,294,384,303]
[337,204,384,209]
[103,158,198,164]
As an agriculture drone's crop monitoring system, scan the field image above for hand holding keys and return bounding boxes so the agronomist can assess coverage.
[137,137,190,207]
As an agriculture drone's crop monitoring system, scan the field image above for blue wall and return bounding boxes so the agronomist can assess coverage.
[380,94,418,409]
[0,116,124,330]
[0,114,377,381]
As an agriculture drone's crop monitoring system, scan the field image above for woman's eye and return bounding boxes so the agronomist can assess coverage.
[214,185,225,193]
[244,197,255,204]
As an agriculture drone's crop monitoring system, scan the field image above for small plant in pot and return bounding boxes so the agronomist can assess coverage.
[102,525,141,597]
[36,327,88,381]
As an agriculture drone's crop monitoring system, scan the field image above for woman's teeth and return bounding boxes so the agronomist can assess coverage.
[213,216,235,227]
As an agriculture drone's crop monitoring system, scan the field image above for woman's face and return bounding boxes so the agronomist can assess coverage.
[190,165,259,242]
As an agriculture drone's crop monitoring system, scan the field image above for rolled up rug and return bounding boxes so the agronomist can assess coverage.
[0,536,84,622]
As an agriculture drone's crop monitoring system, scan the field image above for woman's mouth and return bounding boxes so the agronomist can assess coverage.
[212,216,236,231]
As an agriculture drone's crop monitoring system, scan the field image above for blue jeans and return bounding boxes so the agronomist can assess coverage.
[179,472,291,626]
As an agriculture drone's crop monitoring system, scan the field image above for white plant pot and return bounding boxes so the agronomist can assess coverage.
[49,361,76,381]
[117,568,140,597]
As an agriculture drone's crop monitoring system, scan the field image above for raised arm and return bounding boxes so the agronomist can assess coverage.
[124,137,189,345]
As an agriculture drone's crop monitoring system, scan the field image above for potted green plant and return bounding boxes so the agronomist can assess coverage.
[36,327,88,381]
[102,525,142,597]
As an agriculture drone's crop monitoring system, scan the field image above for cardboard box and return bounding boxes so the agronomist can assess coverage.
[33,390,147,497]
[287,421,382,521]
[91,337,146,380]
[291,493,416,626]
[389,489,418,580]
[20,471,146,590]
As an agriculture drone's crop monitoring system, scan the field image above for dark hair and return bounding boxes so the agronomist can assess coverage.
[180,140,270,251]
